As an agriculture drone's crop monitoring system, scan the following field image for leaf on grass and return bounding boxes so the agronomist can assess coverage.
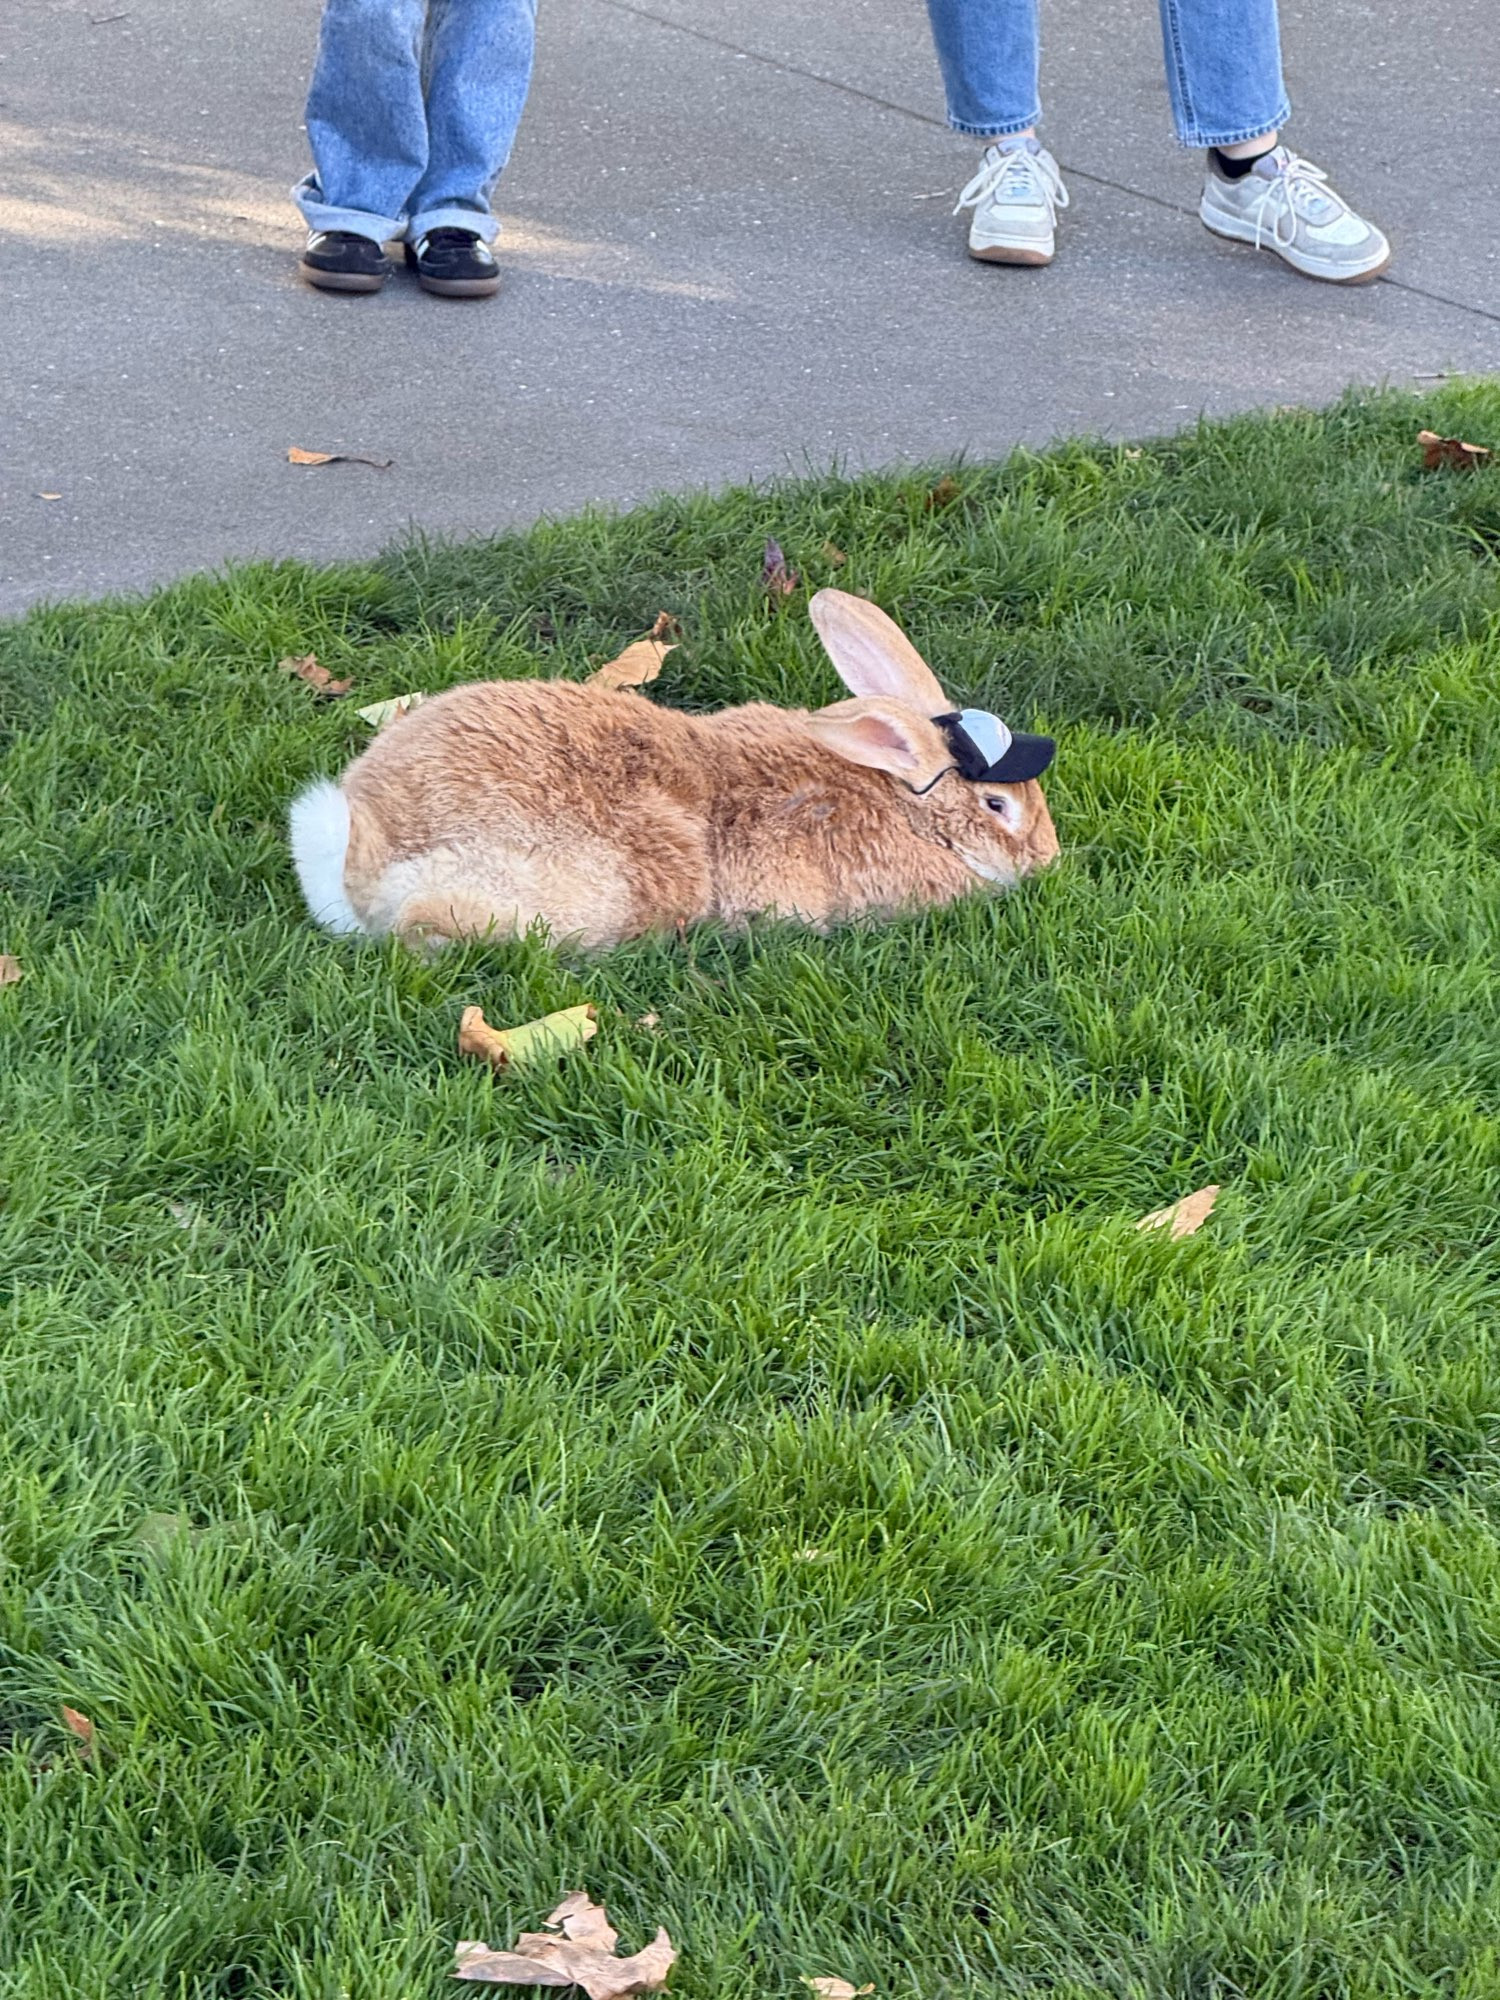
[280,653,353,696]
[925,475,962,511]
[0,954,22,988]
[356,692,427,729]
[1136,1184,1220,1239]
[287,446,393,469]
[763,537,800,598]
[636,1011,661,1029]
[821,540,847,567]
[134,1510,194,1554]
[60,1706,96,1760]
[1417,430,1491,472]
[458,1003,597,1071]
[454,1893,676,1998]
[588,612,681,690]
[803,1981,874,1998]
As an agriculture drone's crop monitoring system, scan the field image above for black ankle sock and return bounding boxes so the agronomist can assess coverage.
[1209,143,1274,180]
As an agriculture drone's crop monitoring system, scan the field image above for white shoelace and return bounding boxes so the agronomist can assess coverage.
[1244,150,1350,250]
[953,145,1069,222]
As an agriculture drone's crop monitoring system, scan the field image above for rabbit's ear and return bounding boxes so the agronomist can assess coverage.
[809,590,950,713]
[807,698,955,790]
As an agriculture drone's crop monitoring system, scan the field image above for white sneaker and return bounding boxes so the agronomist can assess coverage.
[1200,145,1390,284]
[953,138,1069,266]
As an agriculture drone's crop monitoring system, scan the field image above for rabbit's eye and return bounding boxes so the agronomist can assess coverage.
[986,794,1015,822]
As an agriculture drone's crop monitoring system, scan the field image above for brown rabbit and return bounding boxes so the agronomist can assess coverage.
[288,589,1059,950]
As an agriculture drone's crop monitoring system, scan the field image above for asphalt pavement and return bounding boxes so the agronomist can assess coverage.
[1,0,1496,614]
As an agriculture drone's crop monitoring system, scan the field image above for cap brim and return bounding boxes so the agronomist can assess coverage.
[986,732,1055,783]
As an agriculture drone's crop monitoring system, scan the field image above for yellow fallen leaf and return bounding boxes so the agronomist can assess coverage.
[1136,1184,1220,1239]
[458,1003,598,1071]
[455,1894,676,1998]
[287,445,394,469]
[802,1982,874,1999]
[60,1706,96,1760]
[821,540,847,567]
[0,954,21,988]
[588,612,680,690]
[356,692,427,729]
[280,653,353,696]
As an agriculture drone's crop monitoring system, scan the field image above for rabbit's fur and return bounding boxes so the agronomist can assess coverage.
[290,590,1059,950]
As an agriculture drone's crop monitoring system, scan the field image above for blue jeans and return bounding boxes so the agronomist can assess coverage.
[924,0,1291,148]
[294,0,538,244]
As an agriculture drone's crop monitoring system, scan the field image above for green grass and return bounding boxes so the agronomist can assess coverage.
[3,386,1500,2000]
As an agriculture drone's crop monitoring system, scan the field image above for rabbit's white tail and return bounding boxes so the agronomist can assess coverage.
[289,780,364,935]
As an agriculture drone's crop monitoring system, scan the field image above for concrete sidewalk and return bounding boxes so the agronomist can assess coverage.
[2,0,1496,616]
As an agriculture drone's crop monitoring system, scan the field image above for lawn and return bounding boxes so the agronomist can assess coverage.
[3,387,1500,2000]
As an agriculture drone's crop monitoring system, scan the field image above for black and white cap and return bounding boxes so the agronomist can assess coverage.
[934,708,1055,784]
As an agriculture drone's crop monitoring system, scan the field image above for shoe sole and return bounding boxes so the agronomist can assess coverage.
[300,265,387,293]
[968,241,1053,267]
[1199,207,1390,285]
[414,272,501,298]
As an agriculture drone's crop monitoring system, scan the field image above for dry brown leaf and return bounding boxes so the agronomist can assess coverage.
[60,1706,96,1760]
[802,1981,874,1998]
[458,1003,598,1071]
[925,475,962,511]
[1418,429,1491,472]
[280,653,353,697]
[762,537,799,599]
[1136,1184,1220,1240]
[454,1895,676,1998]
[287,445,393,469]
[356,692,427,729]
[0,954,22,988]
[821,540,847,567]
[588,614,680,691]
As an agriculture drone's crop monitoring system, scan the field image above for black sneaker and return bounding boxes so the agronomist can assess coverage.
[406,228,501,298]
[299,230,392,293]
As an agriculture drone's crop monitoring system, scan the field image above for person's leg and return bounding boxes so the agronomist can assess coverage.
[294,0,430,244]
[1162,0,1389,281]
[924,0,1040,139]
[1156,0,1287,151]
[925,0,1069,267]
[1161,0,1390,282]
[406,0,538,243]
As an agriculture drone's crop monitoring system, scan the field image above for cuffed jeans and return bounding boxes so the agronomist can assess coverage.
[293,0,538,244]
[924,0,1291,148]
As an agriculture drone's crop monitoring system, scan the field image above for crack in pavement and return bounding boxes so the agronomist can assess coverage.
[594,0,1500,333]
